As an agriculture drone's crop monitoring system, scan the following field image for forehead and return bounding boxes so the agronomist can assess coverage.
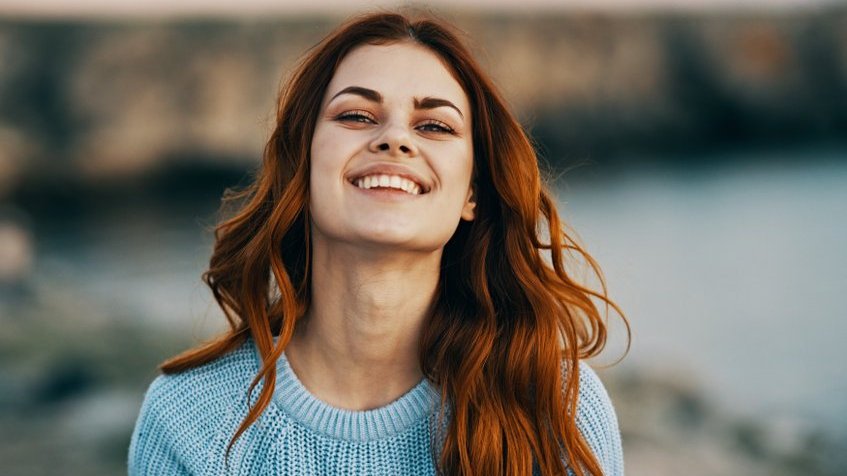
[324,42,470,114]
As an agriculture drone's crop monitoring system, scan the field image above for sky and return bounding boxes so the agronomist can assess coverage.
[0,0,842,18]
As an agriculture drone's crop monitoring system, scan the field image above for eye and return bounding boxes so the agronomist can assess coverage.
[417,120,455,134]
[335,110,376,124]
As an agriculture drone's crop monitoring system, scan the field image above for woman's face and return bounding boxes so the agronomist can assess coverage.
[309,41,475,253]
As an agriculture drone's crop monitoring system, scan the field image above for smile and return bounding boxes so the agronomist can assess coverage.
[352,174,424,195]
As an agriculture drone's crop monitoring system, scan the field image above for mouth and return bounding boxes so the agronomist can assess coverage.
[347,173,430,195]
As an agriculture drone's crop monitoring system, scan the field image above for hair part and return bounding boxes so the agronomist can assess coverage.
[160,10,629,476]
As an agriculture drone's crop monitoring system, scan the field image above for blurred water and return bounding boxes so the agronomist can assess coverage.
[557,150,847,434]
[33,205,227,336]
[29,149,847,436]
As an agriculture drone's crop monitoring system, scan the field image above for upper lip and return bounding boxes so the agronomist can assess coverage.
[346,163,431,193]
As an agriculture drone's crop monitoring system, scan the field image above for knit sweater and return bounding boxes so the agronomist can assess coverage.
[128,337,624,475]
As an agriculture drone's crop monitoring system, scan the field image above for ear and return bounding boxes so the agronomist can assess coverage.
[460,185,476,221]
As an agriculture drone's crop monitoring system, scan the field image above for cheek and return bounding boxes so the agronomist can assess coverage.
[437,144,474,192]
[309,127,346,189]
[308,126,343,220]
[309,125,333,171]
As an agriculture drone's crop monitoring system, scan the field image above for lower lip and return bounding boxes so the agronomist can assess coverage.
[348,181,424,201]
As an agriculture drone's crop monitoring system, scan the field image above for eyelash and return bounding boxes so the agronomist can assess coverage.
[335,110,455,135]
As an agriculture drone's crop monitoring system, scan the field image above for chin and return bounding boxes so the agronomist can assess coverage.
[356,229,446,253]
[312,219,455,253]
[358,228,420,246]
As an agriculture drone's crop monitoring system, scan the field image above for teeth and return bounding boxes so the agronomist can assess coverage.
[352,173,424,195]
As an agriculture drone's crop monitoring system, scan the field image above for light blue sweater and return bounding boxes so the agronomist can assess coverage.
[128,337,624,475]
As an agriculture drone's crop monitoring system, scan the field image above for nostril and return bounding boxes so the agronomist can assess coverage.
[399,145,410,153]
[378,143,389,151]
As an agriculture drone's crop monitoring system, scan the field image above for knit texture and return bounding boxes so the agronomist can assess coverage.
[128,337,624,475]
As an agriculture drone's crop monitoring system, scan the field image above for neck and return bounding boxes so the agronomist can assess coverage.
[284,237,441,411]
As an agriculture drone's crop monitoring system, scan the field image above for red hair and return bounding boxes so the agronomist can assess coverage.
[160,10,628,476]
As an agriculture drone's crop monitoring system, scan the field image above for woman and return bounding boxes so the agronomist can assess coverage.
[129,10,628,476]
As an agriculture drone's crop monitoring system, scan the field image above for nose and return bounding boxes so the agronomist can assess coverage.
[368,123,419,157]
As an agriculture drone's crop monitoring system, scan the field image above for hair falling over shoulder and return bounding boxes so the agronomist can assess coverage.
[159,9,629,476]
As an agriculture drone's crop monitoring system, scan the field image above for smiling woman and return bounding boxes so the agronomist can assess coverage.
[310,42,475,251]
[128,10,628,476]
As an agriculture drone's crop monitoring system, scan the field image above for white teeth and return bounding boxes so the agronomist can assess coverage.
[352,173,424,195]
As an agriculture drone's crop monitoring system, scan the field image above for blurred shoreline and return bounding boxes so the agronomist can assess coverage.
[2,6,847,203]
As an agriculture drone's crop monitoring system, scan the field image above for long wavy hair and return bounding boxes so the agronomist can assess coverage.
[160,10,628,476]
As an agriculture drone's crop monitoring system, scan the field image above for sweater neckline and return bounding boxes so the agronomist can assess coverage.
[254,338,441,442]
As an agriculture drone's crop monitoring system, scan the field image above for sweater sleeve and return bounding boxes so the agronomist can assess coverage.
[575,361,624,476]
[128,374,192,476]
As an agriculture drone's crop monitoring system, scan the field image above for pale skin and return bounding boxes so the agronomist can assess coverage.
[284,41,476,411]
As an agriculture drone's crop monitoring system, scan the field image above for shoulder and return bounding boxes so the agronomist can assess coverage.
[140,337,260,414]
[573,361,624,476]
[128,338,260,475]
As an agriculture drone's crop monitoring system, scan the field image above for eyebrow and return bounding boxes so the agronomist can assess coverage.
[329,85,465,120]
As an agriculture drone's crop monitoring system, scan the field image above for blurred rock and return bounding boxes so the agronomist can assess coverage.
[0,275,197,474]
[0,125,37,198]
[58,388,140,445]
[602,366,847,476]
[0,215,33,286]
[30,358,98,405]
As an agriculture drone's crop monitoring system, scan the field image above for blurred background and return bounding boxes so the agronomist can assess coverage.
[1,0,845,474]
